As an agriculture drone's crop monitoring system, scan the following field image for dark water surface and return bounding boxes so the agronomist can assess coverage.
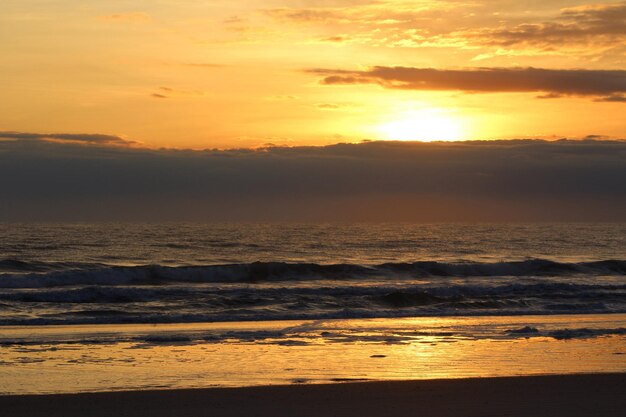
[0,223,624,325]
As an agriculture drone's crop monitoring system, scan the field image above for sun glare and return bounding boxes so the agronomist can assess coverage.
[378,109,465,142]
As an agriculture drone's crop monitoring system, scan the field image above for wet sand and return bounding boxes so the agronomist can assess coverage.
[2,373,625,417]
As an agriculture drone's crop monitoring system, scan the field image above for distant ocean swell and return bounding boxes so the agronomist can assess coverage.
[0,259,624,325]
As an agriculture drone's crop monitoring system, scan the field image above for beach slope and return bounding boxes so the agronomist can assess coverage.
[2,373,625,417]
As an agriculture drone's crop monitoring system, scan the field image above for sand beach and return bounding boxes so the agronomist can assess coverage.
[2,373,625,417]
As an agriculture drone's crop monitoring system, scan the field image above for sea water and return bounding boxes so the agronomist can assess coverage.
[0,223,625,393]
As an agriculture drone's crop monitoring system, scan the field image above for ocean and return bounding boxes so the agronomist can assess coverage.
[1,223,625,325]
[1,223,625,394]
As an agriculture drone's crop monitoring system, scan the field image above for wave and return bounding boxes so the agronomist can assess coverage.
[1,281,622,304]
[507,326,626,340]
[0,281,624,325]
[2,324,624,347]
[0,259,104,273]
[1,258,624,326]
[3,306,626,326]
[1,258,625,288]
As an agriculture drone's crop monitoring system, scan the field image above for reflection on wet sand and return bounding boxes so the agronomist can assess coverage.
[1,314,625,394]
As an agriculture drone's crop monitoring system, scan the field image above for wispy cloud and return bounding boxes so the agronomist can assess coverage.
[595,94,626,102]
[184,63,226,68]
[262,1,626,57]
[465,1,626,53]
[150,86,204,99]
[98,12,152,23]
[0,131,136,146]
[315,103,343,109]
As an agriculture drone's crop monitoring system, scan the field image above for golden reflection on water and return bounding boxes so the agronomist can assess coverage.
[1,314,625,395]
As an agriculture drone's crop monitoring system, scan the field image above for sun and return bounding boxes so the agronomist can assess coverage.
[378,109,465,142]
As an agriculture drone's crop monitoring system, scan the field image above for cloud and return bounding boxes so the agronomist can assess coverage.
[266,95,299,101]
[321,35,349,43]
[99,12,152,23]
[536,93,563,99]
[184,63,226,68]
[595,94,626,102]
[150,86,204,99]
[265,8,339,22]
[315,103,342,109]
[0,136,625,221]
[468,1,626,51]
[309,66,626,101]
[261,1,625,57]
[0,131,135,146]
[264,2,444,26]
[584,134,612,140]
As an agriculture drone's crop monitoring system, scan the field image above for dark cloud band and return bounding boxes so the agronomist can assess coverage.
[309,67,626,101]
[0,136,625,221]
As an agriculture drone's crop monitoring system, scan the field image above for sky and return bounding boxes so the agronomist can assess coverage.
[1,0,625,148]
[1,1,625,221]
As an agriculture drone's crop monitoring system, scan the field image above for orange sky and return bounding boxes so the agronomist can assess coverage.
[1,0,625,148]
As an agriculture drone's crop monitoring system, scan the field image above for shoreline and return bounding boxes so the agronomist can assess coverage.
[3,308,626,328]
[2,314,625,395]
[2,373,625,417]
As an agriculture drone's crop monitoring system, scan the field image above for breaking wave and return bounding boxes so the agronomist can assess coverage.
[0,258,624,325]
[1,258,625,288]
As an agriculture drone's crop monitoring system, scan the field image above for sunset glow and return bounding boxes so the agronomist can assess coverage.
[378,109,465,142]
[1,2,626,414]
[0,0,624,148]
